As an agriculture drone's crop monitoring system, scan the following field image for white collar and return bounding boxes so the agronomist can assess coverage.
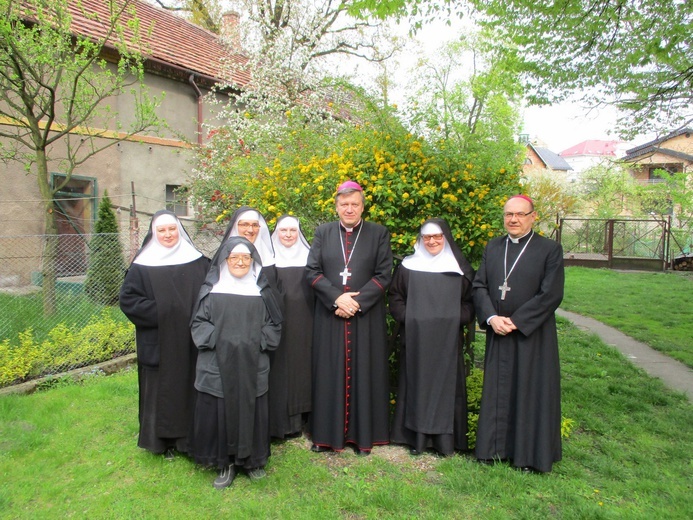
[508,230,533,244]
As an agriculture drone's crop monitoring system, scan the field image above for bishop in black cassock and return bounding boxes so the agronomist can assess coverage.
[306,181,392,454]
[473,195,564,473]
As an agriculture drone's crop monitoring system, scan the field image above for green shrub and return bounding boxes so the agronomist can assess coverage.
[84,191,126,305]
[0,311,134,388]
[466,368,484,449]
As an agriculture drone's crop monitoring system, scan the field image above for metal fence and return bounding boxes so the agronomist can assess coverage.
[558,217,671,271]
[0,223,222,389]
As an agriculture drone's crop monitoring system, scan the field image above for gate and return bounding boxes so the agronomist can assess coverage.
[557,218,669,271]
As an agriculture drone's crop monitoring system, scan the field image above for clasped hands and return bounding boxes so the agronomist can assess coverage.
[335,292,360,319]
[489,315,516,336]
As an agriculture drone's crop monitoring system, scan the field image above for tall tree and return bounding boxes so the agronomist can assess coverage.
[459,0,692,138]
[354,0,693,139]
[403,30,524,176]
[0,0,161,314]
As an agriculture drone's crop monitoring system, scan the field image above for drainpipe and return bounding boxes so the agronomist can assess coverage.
[188,73,203,146]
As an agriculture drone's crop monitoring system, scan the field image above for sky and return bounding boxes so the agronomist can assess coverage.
[383,18,640,155]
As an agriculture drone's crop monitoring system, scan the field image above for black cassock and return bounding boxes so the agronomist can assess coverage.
[119,256,209,453]
[473,232,564,473]
[268,265,314,438]
[389,267,474,455]
[306,220,392,451]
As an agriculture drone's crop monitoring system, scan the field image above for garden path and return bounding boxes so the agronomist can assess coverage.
[557,308,693,402]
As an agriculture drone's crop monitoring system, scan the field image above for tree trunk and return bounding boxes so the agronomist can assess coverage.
[36,150,58,316]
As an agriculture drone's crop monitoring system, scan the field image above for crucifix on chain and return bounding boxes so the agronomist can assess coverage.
[498,281,511,300]
[340,267,352,286]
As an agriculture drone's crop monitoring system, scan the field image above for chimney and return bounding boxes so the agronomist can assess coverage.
[221,11,241,50]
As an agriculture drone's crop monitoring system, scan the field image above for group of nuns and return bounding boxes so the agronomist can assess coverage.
[120,206,474,489]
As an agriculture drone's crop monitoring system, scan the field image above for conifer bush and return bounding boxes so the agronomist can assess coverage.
[84,192,126,305]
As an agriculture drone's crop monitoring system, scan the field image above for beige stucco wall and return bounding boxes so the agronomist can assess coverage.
[0,62,230,286]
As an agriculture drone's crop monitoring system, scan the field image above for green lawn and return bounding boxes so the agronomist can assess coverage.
[1,318,691,518]
[562,267,693,368]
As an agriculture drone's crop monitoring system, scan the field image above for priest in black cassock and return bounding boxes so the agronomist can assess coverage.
[268,215,314,439]
[306,180,393,455]
[389,218,475,456]
[120,210,209,458]
[190,237,282,488]
[473,194,564,473]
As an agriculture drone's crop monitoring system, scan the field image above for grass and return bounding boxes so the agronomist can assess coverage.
[562,267,693,368]
[1,319,692,519]
[0,292,128,344]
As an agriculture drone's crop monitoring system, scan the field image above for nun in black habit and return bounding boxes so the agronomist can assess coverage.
[190,237,282,489]
[268,215,314,439]
[211,206,281,295]
[389,218,475,456]
[119,210,210,457]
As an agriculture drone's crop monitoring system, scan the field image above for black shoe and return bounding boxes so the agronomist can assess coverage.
[164,448,175,461]
[311,444,330,453]
[355,448,371,456]
[477,458,495,465]
[409,448,421,456]
[213,465,236,489]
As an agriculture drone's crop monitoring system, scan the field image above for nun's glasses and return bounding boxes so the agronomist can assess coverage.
[228,254,252,264]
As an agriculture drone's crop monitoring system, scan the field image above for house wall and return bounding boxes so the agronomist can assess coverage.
[522,146,545,174]
[0,63,229,287]
[628,132,693,181]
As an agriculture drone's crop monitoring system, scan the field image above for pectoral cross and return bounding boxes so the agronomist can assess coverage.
[340,267,352,286]
[499,281,511,301]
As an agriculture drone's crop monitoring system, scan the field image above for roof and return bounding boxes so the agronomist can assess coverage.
[560,140,621,157]
[622,147,693,164]
[34,0,249,87]
[528,144,573,171]
[623,127,693,161]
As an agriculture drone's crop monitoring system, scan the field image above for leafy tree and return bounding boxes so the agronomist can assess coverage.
[578,164,639,218]
[84,192,126,306]
[635,170,693,257]
[188,0,397,220]
[465,0,693,138]
[522,169,581,233]
[354,0,692,138]
[402,31,524,176]
[0,0,161,314]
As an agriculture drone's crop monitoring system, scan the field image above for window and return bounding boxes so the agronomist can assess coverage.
[166,184,188,217]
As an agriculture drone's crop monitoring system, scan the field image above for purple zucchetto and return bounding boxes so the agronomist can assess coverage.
[337,180,363,192]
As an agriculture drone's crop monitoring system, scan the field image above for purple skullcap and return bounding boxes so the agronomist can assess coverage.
[337,180,363,192]
[507,194,534,205]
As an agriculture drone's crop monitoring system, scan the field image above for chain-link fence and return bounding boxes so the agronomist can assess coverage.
[0,222,222,389]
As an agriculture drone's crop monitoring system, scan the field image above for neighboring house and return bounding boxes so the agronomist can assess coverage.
[622,128,693,184]
[559,139,626,179]
[522,141,573,177]
[1,0,245,283]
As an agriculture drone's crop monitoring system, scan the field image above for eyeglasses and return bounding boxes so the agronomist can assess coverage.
[503,211,533,219]
[227,254,252,264]
[238,222,260,229]
[422,233,444,241]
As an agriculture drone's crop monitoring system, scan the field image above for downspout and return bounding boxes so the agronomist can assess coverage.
[188,73,203,146]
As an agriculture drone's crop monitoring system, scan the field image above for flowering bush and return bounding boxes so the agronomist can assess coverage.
[201,121,521,263]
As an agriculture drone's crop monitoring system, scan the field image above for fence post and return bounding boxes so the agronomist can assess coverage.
[606,220,614,268]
